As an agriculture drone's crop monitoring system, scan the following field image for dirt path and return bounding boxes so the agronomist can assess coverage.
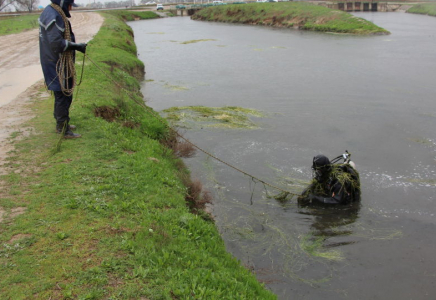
[0,11,103,175]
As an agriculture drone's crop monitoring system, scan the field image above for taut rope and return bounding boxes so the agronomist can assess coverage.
[83,53,301,200]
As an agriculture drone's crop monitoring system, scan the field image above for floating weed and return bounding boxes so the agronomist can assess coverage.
[271,191,290,202]
[271,46,286,49]
[336,222,403,240]
[216,45,227,47]
[410,137,433,145]
[145,79,154,82]
[163,83,189,91]
[253,48,263,51]
[162,106,264,129]
[265,165,309,202]
[368,229,402,240]
[300,234,344,261]
[406,178,436,186]
[180,39,217,44]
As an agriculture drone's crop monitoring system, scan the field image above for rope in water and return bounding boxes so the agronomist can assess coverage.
[83,53,301,199]
[51,3,76,96]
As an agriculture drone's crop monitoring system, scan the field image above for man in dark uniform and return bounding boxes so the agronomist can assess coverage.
[39,0,86,138]
[299,154,361,205]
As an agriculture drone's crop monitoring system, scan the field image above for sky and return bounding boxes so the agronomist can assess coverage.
[38,0,137,8]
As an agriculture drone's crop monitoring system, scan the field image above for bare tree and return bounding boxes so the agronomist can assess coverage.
[0,0,17,11]
[14,0,39,12]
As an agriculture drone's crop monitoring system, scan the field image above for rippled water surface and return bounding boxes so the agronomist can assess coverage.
[130,12,436,299]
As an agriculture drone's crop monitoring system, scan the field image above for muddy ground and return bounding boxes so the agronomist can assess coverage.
[0,11,103,176]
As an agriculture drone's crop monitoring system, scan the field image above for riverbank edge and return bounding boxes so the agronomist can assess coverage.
[191,2,390,35]
[0,10,276,299]
[406,2,436,16]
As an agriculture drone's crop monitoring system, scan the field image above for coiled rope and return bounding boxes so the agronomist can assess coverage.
[83,53,301,200]
[51,3,76,96]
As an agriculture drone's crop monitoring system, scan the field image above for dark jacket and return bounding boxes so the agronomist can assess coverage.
[38,0,75,91]
[300,164,360,205]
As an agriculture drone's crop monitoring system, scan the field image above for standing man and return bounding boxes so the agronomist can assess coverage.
[39,0,86,138]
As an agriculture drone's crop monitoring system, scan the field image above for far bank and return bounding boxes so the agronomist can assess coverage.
[191,2,390,34]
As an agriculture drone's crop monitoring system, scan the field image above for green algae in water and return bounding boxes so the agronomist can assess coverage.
[163,83,189,91]
[410,137,433,145]
[180,39,217,44]
[162,106,264,129]
[266,165,311,202]
[407,178,436,185]
[300,233,344,261]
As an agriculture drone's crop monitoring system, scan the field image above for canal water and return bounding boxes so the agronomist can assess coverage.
[129,12,436,299]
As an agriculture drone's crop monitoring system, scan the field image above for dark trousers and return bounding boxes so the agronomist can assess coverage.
[53,91,72,129]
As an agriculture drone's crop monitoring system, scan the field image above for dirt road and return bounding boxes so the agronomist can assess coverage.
[0,11,103,174]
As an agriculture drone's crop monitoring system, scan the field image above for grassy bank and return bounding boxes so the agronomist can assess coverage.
[407,3,436,17]
[0,14,39,36]
[0,10,276,299]
[191,2,389,35]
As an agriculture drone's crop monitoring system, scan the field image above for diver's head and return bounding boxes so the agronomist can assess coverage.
[312,154,331,181]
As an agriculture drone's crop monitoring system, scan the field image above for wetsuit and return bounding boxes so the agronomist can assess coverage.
[300,164,360,205]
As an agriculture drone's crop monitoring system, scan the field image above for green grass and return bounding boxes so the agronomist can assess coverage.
[99,10,160,21]
[407,3,436,17]
[192,2,390,35]
[0,14,39,36]
[0,10,276,299]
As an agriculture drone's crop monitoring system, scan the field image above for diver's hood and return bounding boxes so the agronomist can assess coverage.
[312,155,330,170]
[51,0,76,18]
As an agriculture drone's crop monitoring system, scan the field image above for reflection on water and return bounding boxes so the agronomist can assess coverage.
[130,12,436,299]
[298,203,361,240]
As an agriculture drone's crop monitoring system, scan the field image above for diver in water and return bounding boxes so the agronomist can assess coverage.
[299,152,360,205]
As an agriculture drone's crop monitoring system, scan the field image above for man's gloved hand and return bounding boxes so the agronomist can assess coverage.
[67,42,87,53]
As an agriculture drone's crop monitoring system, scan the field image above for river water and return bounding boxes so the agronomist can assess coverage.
[130,12,436,299]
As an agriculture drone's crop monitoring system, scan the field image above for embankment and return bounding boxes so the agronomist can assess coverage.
[191,2,390,35]
[0,10,276,299]
[407,3,436,16]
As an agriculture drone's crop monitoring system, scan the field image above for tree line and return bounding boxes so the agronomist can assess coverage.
[0,0,138,12]
[1,0,40,12]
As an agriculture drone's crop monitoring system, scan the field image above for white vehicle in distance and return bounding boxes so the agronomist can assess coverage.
[213,1,225,5]
[145,1,156,4]
[256,0,267,2]
[156,3,164,10]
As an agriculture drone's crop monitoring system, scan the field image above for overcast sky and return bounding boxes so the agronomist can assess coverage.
[38,0,136,8]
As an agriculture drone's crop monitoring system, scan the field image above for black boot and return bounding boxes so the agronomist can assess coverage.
[56,124,76,134]
[64,130,82,139]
